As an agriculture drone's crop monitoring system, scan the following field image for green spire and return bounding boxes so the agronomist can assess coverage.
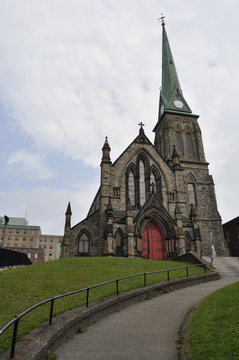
[159,22,192,119]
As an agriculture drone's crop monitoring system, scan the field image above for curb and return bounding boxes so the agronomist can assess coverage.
[0,272,219,360]
[178,306,197,360]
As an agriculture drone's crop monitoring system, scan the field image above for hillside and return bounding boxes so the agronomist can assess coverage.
[0,256,205,353]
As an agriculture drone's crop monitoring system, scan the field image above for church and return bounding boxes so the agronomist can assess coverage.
[61,21,228,260]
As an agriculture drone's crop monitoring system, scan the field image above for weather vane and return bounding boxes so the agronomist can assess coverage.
[157,13,165,26]
[138,122,145,129]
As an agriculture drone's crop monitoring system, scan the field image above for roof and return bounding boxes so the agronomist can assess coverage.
[0,224,41,230]
[0,217,28,226]
[157,23,193,122]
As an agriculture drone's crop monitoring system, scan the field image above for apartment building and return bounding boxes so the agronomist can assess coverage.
[0,217,62,262]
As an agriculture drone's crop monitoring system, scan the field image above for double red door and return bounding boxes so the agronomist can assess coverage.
[142,221,165,260]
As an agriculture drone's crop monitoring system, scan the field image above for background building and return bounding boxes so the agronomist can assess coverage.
[38,234,63,262]
[0,217,63,262]
[223,217,239,256]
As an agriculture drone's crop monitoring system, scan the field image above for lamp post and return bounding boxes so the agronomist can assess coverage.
[1,215,9,248]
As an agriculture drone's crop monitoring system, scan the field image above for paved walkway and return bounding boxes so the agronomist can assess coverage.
[56,257,239,360]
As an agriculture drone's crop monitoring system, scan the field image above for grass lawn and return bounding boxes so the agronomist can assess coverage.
[188,281,239,360]
[0,256,206,354]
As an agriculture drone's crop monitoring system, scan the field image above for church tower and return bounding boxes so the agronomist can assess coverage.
[154,19,205,163]
[61,19,228,260]
[153,19,227,255]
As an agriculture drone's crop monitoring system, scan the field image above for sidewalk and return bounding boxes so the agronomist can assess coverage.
[55,257,239,360]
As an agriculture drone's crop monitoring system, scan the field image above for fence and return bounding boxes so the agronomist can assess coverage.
[0,263,208,359]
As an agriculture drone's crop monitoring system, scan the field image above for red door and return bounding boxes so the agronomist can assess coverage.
[142,221,165,260]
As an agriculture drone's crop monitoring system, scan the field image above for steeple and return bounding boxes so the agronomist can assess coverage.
[158,21,192,120]
[101,137,111,165]
[65,201,72,216]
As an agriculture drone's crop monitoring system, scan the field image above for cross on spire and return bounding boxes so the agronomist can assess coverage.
[158,13,165,26]
[138,122,145,129]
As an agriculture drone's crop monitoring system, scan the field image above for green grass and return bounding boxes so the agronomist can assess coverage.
[188,281,239,360]
[0,256,206,354]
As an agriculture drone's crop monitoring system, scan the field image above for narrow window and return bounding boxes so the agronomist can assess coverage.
[188,183,196,205]
[150,172,156,191]
[113,187,120,197]
[139,160,146,206]
[128,171,135,206]
[79,233,89,254]
[186,133,193,154]
[176,131,183,154]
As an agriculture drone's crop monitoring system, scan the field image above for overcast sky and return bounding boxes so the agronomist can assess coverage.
[0,0,238,235]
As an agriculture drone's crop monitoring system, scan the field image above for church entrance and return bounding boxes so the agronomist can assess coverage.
[142,221,165,260]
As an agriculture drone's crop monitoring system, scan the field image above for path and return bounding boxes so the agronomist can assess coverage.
[55,257,239,360]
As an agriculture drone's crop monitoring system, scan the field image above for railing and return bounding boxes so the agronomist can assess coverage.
[0,263,209,359]
[198,246,214,267]
[178,246,214,268]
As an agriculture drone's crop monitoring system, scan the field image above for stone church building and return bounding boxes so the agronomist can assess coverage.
[61,22,228,260]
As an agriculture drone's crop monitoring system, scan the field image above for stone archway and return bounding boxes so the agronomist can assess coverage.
[142,220,165,260]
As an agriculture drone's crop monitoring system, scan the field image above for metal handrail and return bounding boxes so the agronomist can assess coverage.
[198,246,214,267]
[0,263,209,359]
[178,246,214,268]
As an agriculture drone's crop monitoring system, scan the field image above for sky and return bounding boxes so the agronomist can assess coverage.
[0,0,238,235]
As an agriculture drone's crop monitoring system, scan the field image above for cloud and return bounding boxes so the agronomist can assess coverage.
[0,0,238,232]
[0,181,98,234]
[7,151,54,179]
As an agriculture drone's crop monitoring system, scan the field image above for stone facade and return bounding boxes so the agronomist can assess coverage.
[61,23,228,260]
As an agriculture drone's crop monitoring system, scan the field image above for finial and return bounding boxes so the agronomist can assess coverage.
[102,136,110,150]
[65,201,72,215]
[157,13,165,26]
[138,122,145,129]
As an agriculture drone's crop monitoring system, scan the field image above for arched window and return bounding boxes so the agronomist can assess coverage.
[78,233,89,255]
[176,131,183,154]
[188,183,196,205]
[139,160,146,206]
[128,170,135,206]
[186,132,193,154]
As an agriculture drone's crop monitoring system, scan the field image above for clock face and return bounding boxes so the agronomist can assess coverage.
[173,99,184,109]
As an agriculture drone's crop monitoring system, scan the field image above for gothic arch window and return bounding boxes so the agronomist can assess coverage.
[136,153,150,207]
[125,163,136,206]
[139,160,146,206]
[125,155,163,207]
[78,230,90,256]
[128,170,135,206]
[175,126,183,154]
[185,174,197,208]
[185,127,193,155]
[188,183,196,205]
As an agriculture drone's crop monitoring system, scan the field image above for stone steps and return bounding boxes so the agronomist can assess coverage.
[203,256,239,279]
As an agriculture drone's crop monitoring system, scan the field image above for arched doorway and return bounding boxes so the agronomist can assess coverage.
[142,221,165,260]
